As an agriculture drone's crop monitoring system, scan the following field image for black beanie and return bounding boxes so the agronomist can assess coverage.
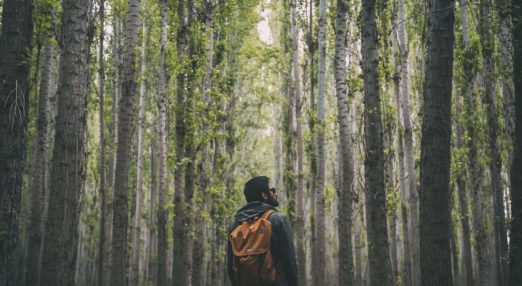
[244,176,270,202]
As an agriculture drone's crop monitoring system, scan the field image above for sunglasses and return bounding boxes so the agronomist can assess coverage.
[268,187,276,194]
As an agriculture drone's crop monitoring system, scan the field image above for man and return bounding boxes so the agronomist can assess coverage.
[227,176,298,286]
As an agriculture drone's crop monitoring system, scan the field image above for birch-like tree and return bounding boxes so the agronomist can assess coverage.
[25,13,58,286]
[111,0,142,283]
[361,0,393,283]
[313,0,327,284]
[334,0,355,285]
[0,1,33,284]
[510,0,522,282]
[40,0,91,284]
[418,0,455,284]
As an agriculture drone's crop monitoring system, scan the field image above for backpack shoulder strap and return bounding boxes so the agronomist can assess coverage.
[261,209,275,220]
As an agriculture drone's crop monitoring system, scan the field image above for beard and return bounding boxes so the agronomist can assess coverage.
[266,197,279,207]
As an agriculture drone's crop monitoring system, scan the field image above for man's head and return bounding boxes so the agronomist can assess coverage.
[244,176,279,207]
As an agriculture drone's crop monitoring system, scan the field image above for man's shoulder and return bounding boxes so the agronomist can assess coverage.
[267,211,287,226]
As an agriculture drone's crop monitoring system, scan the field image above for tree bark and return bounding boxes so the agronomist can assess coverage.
[156,1,168,285]
[148,138,158,285]
[455,91,473,286]
[130,4,149,285]
[97,1,107,285]
[39,0,91,284]
[392,22,412,286]
[192,2,216,285]
[334,1,355,285]
[172,0,189,284]
[182,3,198,284]
[290,0,306,284]
[396,0,418,283]
[479,1,508,284]
[509,0,522,282]
[110,0,142,284]
[361,0,394,284]
[497,0,515,164]
[25,35,58,286]
[459,1,490,284]
[418,0,455,284]
[105,10,123,285]
[0,0,33,284]
[313,0,327,284]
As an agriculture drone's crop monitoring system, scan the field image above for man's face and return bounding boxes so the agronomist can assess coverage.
[262,187,279,207]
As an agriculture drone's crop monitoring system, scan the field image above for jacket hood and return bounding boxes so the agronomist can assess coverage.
[234,201,276,223]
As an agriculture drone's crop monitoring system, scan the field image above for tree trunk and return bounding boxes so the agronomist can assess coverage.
[455,91,473,286]
[105,11,123,285]
[460,1,490,284]
[334,0,355,285]
[509,0,522,282]
[131,4,149,285]
[111,0,142,283]
[39,0,91,284]
[97,1,107,285]
[148,138,158,285]
[192,2,216,285]
[25,36,58,286]
[172,0,189,284]
[392,22,411,286]
[313,0,327,284]
[396,0,418,283]
[479,1,508,284]
[361,0,393,284]
[290,0,306,284]
[156,1,168,285]
[286,0,297,239]
[418,0,455,284]
[0,0,33,284]
[497,0,515,164]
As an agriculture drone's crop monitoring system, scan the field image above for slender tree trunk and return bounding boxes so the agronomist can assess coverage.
[25,34,58,286]
[156,1,168,285]
[455,93,473,286]
[40,0,91,284]
[313,0,327,284]
[111,0,142,283]
[148,138,158,285]
[131,5,149,285]
[460,1,490,284]
[286,0,297,238]
[361,0,393,284]
[290,0,306,284]
[396,0,418,283]
[105,11,123,285]
[0,0,33,284]
[334,0,355,285]
[182,2,197,285]
[498,12,514,281]
[97,1,107,285]
[498,0,515,165]
[449,199,460,285]
[392,23,411,286]
[418,0,455,285]
[479,2,508,285]
[173,0,189,284]
[192,2,216,285]
[509,0,522,282]
[308,2,318,283]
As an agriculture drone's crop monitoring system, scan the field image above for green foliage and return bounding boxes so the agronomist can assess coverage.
[386,189,400,216]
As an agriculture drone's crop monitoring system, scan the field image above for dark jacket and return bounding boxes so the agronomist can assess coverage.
[227,202,298,286]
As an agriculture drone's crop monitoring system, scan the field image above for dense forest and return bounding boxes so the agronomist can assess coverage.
[0,0,521,285]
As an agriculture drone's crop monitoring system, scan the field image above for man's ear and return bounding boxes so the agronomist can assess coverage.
[261,192,268,200]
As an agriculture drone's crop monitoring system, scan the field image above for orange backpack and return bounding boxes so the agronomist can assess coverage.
[229,210,277,286]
